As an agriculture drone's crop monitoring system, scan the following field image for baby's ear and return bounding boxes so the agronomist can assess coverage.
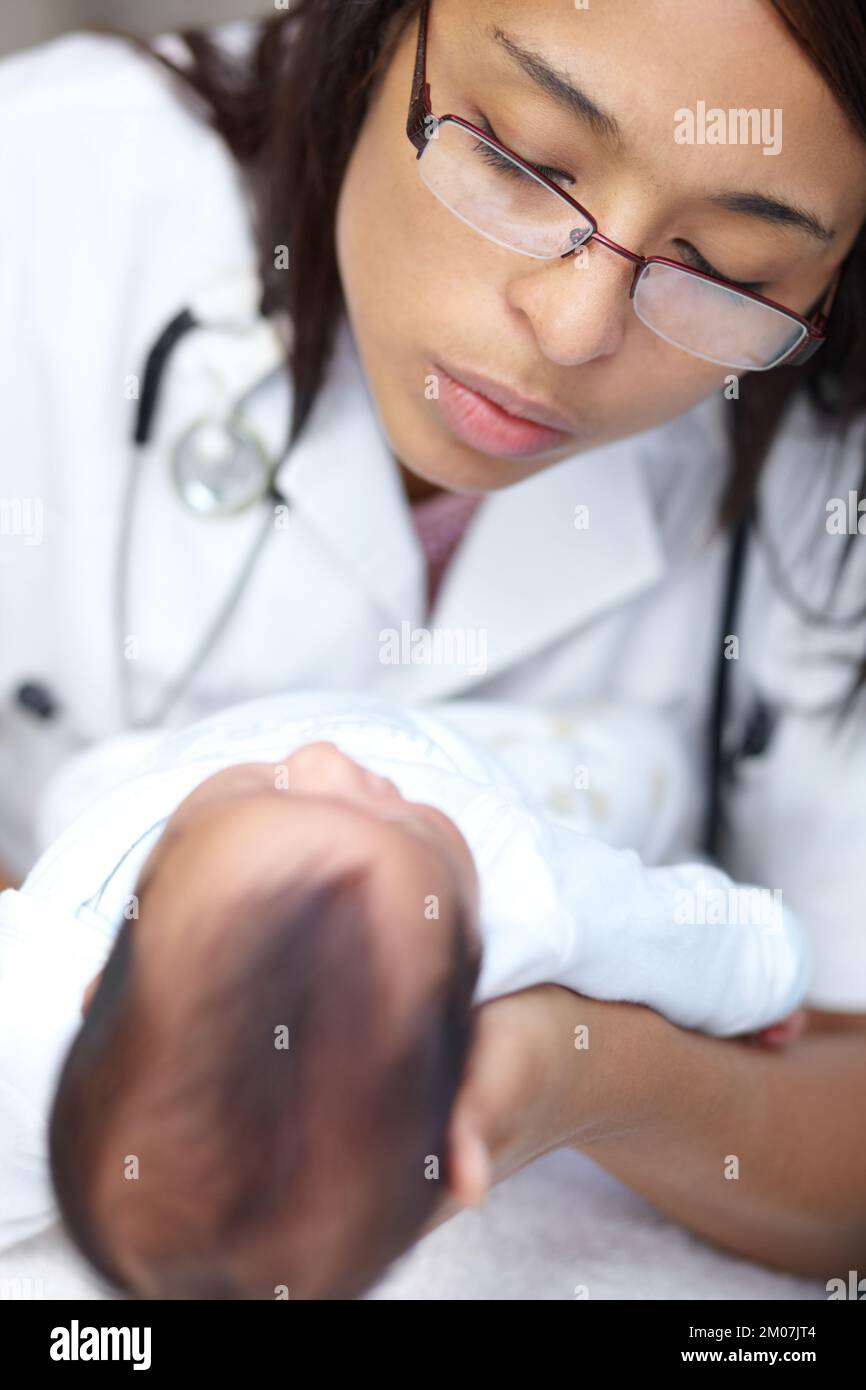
[446,1110,492,1209]
[81,971,103,1018]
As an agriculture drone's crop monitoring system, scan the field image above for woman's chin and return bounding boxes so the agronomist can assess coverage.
[414,428,589,493]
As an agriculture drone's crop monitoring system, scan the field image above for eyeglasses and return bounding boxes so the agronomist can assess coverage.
[405,0,839,372]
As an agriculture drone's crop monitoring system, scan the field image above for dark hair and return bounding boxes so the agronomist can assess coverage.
[112,0,866,690]
[48,863,480,1300]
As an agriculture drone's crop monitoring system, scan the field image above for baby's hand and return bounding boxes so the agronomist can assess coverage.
[748,1008,808,1048]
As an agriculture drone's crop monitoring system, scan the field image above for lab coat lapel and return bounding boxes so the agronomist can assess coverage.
[274,311,671,700]
[273,314,427,631]
[387,438,668,700]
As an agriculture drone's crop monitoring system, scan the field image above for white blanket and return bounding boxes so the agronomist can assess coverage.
[0,1151,824,1301]
[0,695,823,1300]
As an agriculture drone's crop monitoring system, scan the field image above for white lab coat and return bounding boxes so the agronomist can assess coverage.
[2,29,866,1010]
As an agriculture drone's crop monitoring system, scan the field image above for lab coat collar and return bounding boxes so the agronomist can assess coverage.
[273,314,426,629]
[274,311,719,699]
[410,437,669,699]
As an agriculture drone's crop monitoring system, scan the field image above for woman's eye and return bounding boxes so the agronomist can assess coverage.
[467,119,768,291]
[676,242,766,293]
[472,115,576,188]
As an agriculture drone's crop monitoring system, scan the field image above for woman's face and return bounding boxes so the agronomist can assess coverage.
[336,0,866,493]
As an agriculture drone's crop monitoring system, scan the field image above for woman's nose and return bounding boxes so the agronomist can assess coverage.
[506,242,634,367]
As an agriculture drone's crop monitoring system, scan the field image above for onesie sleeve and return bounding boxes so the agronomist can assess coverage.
[468,788,581,1007]
[542,822,812,1036]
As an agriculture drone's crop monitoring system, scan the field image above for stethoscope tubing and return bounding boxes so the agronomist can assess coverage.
[119,306,759,843]
[118,309,285,728]
[703,507,752,857]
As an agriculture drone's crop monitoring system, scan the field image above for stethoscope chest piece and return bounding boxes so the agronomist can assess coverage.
[171,416,274,516]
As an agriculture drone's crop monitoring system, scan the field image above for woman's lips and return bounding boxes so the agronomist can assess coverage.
[431,363,574,459]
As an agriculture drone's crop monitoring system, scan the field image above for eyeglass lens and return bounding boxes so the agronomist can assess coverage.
[418,118,807,370]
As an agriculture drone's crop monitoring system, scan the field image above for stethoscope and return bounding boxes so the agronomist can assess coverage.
[704,507,756,857]
[703,490,866,857]
[12,270,763,847]
[116,269,291,730]
[121,273,764,836]
[16,268,860,855]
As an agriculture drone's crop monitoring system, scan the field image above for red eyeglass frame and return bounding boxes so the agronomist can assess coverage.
[406,0,839,369]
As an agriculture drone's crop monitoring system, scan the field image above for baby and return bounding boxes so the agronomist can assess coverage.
[0,691,811,1299]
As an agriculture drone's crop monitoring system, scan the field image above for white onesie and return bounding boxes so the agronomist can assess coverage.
[0,691,812,1253]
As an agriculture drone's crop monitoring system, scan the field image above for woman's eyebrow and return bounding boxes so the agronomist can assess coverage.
[489,26,836,244]
[490,25,623,145]
[705,189,836,242]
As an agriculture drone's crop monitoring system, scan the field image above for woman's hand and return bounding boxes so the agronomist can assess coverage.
[451,985,568,1177]
[421,984,866,1275]
[418,985,563,1237]
[421,984,660,1236]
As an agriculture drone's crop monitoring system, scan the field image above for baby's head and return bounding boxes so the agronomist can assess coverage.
[48,741,483,1299]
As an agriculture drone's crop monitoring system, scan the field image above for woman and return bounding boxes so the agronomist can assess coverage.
[2,0,865,1278]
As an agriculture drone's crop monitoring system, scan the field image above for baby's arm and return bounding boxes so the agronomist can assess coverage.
[543,822,812,1038]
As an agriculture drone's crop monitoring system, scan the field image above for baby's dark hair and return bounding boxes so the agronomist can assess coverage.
[48,862,480,1300]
